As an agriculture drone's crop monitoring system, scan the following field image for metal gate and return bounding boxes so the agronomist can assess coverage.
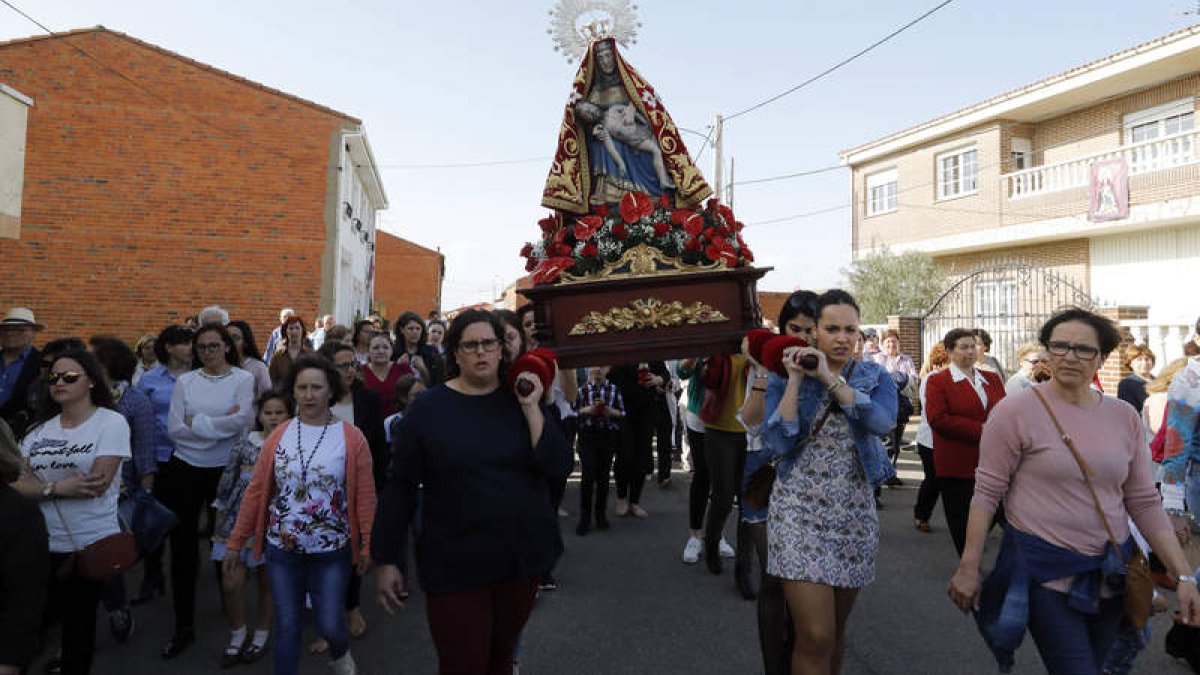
[920,261,1094,374]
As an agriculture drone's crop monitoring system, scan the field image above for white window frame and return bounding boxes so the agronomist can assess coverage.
[1124,98,1194,144]
[973,281,1017,346]
[865,168,898,216]
[1010,138,1032,171]
[936,146,978,200]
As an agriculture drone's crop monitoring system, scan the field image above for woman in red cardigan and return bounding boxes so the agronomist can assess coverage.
[224,356,376,675]
[924,327,1006,556]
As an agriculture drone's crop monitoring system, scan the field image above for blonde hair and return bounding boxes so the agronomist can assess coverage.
[1147,357,1189,394]
[1015,343,1042,363]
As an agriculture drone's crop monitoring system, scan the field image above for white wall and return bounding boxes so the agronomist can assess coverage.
[1090,223,1200,324]
[0,84,31,239]
[332,138,382,326]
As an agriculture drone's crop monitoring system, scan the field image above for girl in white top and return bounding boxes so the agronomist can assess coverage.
[12,350,130,675]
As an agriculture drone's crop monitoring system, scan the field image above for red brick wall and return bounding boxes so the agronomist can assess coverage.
[373,232,444,320]
[0,29,357,344]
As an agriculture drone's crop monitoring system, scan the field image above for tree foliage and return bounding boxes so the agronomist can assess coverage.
[842,248,945,323]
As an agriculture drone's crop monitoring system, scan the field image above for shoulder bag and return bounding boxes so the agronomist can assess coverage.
[1031,388,1154,630]
[53,499,138,582]
[744,361,855,511]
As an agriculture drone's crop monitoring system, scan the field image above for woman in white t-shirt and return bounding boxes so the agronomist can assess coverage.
[12,349,131,675]
[160,324,255,659]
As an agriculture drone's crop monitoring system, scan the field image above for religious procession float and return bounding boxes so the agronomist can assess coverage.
[519,0,770,367]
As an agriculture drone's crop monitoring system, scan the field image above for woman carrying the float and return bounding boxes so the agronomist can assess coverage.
[761,289,897,675]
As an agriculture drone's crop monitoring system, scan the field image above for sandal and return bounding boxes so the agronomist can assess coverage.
[241,641,268,664]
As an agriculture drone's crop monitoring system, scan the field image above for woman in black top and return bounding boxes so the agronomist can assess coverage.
[1116,343,1155,414]
[373,309,567,674]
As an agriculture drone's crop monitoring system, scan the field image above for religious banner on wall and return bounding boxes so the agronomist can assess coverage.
[1088,157,1129,222]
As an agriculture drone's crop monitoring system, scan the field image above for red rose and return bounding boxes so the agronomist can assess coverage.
[684,236,701,252]
[683,214,704,237]
[716,204,736,226]
[532,256,577,285]
[520,243,533,258]
[652,221,669,237]
[573,215,604,241]
[538,213,561,234]
[703,227,717,240]
[706,243,738,266]
[581,243,598,258]
[611,223,628,240]
[658,194,671,208]
[670,209,691,226]
[710,235,726,247]
[741,247,754,263]
[554,243,574,257]
[525,257,537,272]
[619,192,655,224]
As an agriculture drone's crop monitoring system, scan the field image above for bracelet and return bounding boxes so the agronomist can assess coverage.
[753,373,770,381]
[826,376,847,393]
[1179,575,1198,585]
[751,386,767,393]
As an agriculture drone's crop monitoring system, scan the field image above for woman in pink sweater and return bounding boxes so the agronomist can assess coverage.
[948,308,1198,673]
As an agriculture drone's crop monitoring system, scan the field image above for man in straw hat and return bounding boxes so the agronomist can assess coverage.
[0,307,45,437]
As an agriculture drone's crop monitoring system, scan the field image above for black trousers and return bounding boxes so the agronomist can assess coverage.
[616,404,656,503]
[156,456,223,631]
[578,427,617,518]
[652,401,673,483]
[45,553,104,675]
[914,444,940,522]
[703,428,747,548]
[686,428,708,531]
[548,416,577,512]
[939,477,975,556]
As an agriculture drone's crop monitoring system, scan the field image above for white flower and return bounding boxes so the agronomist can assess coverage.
[640,90,659,109]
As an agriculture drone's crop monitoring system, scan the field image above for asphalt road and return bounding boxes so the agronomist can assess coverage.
[55,448,1196,674]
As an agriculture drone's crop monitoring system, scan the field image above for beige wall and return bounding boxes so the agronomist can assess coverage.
[933,239,1091,291]
[851,75,1200,257]
[0,86,30,240]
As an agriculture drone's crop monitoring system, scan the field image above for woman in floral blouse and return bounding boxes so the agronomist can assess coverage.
[211,390,291,667]
[224,356,376,675]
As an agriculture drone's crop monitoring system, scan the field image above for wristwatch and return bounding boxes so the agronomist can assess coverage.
[1180,575,1198,585]
[41,481,55,499]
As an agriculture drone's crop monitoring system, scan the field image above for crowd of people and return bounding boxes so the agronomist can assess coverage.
[0,296,1198,675]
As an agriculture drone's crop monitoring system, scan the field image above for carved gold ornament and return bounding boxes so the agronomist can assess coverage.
[560,244,723,284]
[568,298,730,336]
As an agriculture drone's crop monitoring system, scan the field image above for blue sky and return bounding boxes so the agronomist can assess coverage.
[2,1,1195,310]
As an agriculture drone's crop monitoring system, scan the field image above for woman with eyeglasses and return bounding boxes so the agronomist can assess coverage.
[949,308,1199,672]
[11,350,130,675]
[761,289,897,675]
[1004,343,1051,396]
[268,315,315,387]
[226,320,272,397]
[314,341,387,648]
[224,355,376,675]
[160,324,255,659]
[373,309,568,674]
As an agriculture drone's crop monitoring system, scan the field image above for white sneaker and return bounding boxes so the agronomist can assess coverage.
[682,536,703,564]
[718,537,735,558]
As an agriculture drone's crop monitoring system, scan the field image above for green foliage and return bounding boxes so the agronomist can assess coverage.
[842,248,945,323]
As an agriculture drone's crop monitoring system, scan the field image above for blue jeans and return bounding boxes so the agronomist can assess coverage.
[1027,584,1123,674]
[266,544,352,675]
[1100,617,1151,675]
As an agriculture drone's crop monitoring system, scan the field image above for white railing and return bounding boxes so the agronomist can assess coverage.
[1122,319,1194,370]
[1006,129,1198,199]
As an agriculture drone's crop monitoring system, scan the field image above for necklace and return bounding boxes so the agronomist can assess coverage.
[293,414,333,485]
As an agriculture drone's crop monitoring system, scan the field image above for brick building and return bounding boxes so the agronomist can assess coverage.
[840,24,1200,371]
[0,27,390,342]
[372,231,444,320]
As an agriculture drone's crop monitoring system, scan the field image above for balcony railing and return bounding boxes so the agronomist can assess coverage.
[1005,130,1197,199]
[1121,319,1194,368]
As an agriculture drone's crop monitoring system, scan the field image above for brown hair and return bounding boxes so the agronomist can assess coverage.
[919,343,949,377]
[1122,343,1155,370]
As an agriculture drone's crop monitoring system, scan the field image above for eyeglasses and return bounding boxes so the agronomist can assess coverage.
[46,371,83,385]
[458,338,501,354]
[195,343,224,353]
[334,361,359,371]
[1045,341,1100,360]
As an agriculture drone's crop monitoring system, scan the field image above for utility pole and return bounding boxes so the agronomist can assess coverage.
[713,113,724,204]
[727,157,735,209]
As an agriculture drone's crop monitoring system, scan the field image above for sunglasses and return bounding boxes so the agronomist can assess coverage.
[458,338,501,354]
[46,371,83,385]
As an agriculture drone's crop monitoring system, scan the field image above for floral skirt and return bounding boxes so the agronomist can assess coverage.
[767,413,878,587]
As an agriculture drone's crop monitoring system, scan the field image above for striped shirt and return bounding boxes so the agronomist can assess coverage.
[574,380,625,431]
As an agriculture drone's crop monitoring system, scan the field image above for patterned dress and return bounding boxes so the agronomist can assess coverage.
[767,409,879,587]
[211,431,267,565]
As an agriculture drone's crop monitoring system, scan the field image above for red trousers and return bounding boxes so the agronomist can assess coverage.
[424,580,539,674]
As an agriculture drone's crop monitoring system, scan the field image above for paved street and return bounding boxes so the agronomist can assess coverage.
[56,450,1194,674]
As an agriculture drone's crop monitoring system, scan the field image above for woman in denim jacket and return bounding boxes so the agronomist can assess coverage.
[762,289,897,675]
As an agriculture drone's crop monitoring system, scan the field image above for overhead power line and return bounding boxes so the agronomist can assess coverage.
[724,0,957,122]
[733,164,844,186]
[371,156,552,170]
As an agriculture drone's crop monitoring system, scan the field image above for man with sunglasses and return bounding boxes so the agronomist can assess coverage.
[0,308,45,438]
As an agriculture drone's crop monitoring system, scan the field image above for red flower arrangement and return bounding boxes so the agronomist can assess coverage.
[521,192,754,284]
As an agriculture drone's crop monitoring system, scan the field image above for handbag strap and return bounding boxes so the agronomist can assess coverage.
[1030,387,1127,562]
[51,499,82,553]
[795,361,858,450]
